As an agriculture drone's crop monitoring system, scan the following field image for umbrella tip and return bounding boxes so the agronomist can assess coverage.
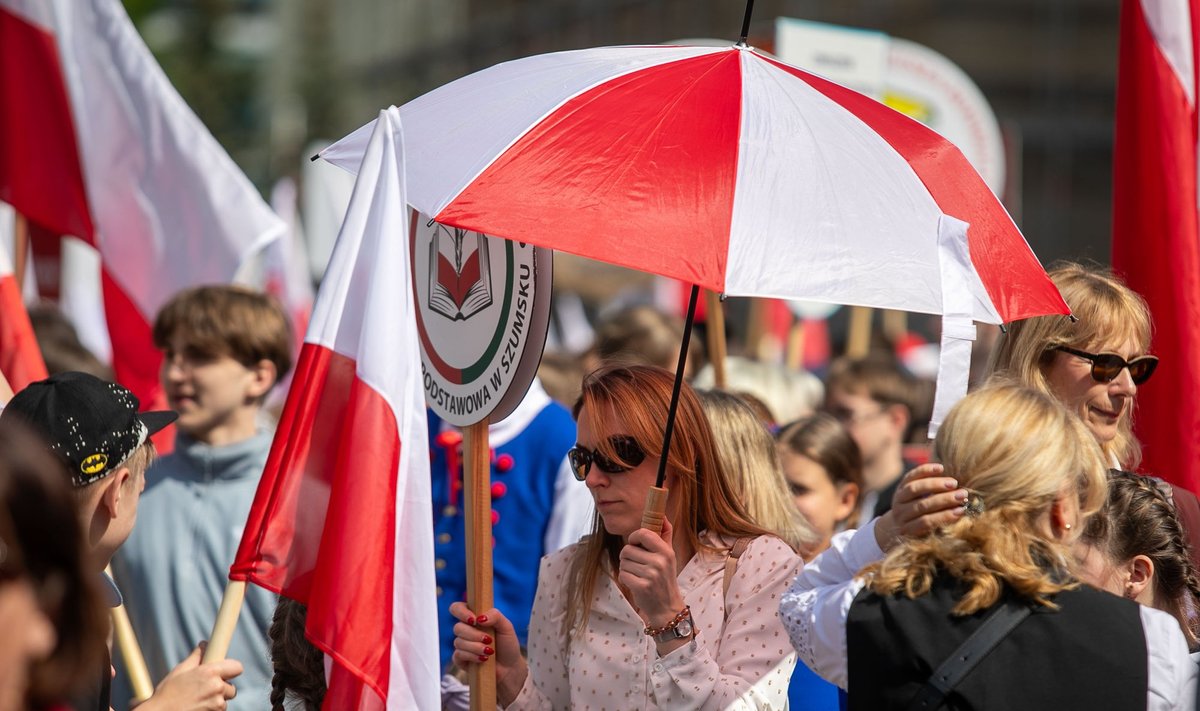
[737,0,756,46]
[309,152,321,162]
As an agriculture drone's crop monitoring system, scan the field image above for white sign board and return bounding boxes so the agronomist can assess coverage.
[409,211,553,426]
[775,17,889,98]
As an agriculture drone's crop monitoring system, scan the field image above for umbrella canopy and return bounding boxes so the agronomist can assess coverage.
[321,44,1068,326]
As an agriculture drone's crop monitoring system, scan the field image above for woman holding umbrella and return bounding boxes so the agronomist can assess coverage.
[450,364,799,708]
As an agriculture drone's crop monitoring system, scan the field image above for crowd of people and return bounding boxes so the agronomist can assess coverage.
[0,262,1198,710]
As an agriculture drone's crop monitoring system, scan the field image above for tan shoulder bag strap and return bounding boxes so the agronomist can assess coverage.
[722,537,752,619]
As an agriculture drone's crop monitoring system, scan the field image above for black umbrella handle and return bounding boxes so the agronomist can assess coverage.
[654,284,699,489]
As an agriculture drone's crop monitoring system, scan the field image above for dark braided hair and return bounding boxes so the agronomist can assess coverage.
[1082,469,1200,649]
[268,597,326,710]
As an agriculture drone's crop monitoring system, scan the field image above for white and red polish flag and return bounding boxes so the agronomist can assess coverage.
[0,245,47,392]
[0,0,282,420]
[231,108,439,711]
[1112,0,1200,488]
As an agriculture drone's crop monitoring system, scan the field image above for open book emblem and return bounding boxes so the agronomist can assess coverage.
[428,224,493,321]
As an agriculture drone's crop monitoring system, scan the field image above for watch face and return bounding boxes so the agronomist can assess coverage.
[674,616,693,638]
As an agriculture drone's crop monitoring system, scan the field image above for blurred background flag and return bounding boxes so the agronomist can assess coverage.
[1111,0,1200,489]
[230,108,438,711]
[0,244,47,391]
[0,0,282,425]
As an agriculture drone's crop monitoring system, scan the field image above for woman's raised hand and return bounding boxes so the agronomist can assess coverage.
[619,518,687,628]
[449,602,527,706]
[875,463,969,550]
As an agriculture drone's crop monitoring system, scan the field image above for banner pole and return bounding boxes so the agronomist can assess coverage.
[105,567,154,702]
[13,211,28,293]
[203,580,246,663]
[464,418,495,711]
[847,306,873,358]
[786,320,806,371]
[704,290,727,389]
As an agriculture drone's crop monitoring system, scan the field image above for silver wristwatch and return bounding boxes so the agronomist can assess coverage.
[652,612,694,643]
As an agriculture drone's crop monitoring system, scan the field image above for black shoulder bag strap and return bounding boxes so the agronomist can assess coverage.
[904,598,1032,711]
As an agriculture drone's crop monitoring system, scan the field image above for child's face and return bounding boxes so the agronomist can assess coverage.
[779,447,856,555]
[159,334,265,444]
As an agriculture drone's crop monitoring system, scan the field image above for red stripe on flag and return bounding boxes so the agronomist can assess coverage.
[1112,0,1200,488]
[100,268,172,450]
[0,273,48,391]
[437,52,742,292]
[762,56,1069,324]
[232,343,399,704]
[0,6,95,242]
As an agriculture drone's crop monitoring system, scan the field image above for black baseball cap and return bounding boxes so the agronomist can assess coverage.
[0,372,177,487]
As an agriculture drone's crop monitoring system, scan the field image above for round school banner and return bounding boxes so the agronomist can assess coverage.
[409,210,552,426]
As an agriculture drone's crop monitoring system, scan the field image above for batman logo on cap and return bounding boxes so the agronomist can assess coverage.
[81,453,109,475]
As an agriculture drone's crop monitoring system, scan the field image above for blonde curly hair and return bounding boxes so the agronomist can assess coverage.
[862,382,1108,614]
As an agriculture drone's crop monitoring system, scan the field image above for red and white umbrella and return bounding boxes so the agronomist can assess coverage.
[321,43,1069,430]
[322,44,1066,326]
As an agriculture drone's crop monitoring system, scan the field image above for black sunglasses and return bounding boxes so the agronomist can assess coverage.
[1054,345,1159,385]
[568,436,646,481]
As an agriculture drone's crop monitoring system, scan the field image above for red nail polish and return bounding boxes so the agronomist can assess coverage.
[467,616,475,626]
[478,654,489,662]
[482,635,492,644]
[477,614,488,624]
[484,646,494,655]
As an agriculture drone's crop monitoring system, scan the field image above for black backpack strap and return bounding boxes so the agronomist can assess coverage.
[905,599,1032,711]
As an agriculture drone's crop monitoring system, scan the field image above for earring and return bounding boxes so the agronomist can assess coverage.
[1064,522,1072,531]
[1124,587,1136,600]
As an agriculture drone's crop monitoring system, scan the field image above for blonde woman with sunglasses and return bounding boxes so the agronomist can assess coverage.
[988,263,1158,469]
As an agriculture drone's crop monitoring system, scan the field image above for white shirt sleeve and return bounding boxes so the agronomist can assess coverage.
[778,517,886,690]
[542,456,595,553]
[1141,605,1198,711]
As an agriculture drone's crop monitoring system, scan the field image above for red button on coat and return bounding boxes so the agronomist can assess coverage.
[491,482,508,499]
[491,509,500,525]
[495,454,515,472]
[436,430,463,448]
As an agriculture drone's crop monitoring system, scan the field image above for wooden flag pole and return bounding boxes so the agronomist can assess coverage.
[882,309,907,341]
[13,211,28,293]
[744,298,766,361]
[704,290,727,389]
[847,306,873,358]
[202,580,246,663]
[105,567,154,702]
[463,418,495,711]
[786,320,806,371]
